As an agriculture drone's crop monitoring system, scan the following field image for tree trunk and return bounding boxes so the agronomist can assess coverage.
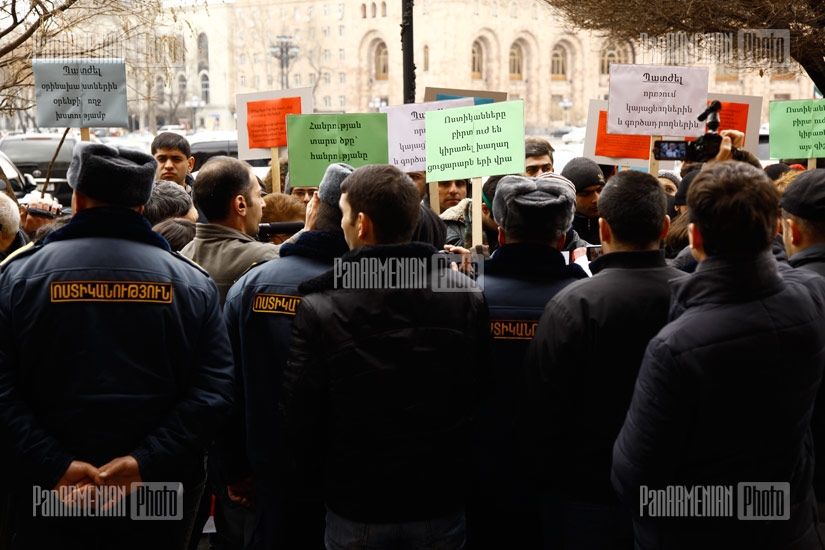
[795,49,825,96]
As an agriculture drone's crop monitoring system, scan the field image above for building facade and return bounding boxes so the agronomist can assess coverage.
[140,0,814,135]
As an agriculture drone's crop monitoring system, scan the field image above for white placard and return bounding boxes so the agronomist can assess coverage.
[608,64,709,137]
[236,87,314,160]
[381,98,474,172]
[33,58,128,128]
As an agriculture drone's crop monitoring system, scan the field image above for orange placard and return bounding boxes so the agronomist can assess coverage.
[594,111,651,159]
[247,97,302,148]
[714,101,749,141]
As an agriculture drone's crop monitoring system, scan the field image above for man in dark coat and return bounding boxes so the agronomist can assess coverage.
[469,172,587,549]
[781,168,825,277]
[0,142,234,549]
[281,164,491,550]
[526,170,683,549]
[612,161,825,549]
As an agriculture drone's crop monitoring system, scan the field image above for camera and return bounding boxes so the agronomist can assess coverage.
[652,101,746,162]
[256,221,305,243]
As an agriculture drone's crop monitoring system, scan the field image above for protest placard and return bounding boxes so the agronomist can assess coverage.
[424,100,524,181]
[423,87,507,105]
[769,99,825,159]
[286,113,389,187]
[33,58,128,128]
[381,98,474,172]
[607,64,708,136]
[236,88,314,161]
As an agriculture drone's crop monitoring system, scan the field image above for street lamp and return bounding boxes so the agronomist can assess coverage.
[270,35,300,90]
[559,98,573,125]
[185,95,206,131]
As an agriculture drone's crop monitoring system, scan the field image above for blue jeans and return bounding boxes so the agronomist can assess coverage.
[324,507,466,550]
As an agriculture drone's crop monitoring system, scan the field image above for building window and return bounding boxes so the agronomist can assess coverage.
[423,45,429,72]
[339,25,345,36]
[197,33,209,73]
[339,72,346,84]
[324,49,331,62]
[324,96,332,108]
[340,95,346,108]
[155,76,165,104]
[471,41,483,80]
[294,7,300,19]
[772,62,794,80]
[716,63,738,81]
[177,74,187,102]
[240,54,246,65]
[323,72,331,84]
[200,74,210,103]
[375,42,389,80]
[310,73,316,84]
[309,27,316,39]
[381,1,386,16]
[323,26,330,37]
[599,40,633,75]
[240,74,246,87]
[324,4,329,16]
[253,53,260,64]
[294,74,302,85]
[509,43,523,80]
[339,48,345,60]
[551,44,567,80]
[361,3,366,17]
[371,2,376,17]
[267,74,274,86]
[253,75,260,89]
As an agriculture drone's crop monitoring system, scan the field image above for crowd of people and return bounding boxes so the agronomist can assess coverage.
[2,126,825,550]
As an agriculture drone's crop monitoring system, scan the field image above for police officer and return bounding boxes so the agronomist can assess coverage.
[0,142,234,550]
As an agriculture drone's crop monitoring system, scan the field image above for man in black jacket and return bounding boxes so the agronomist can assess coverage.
[281,164,491,550]
[526,170,682,549]
[612,161,825,549]
[781,168,825,277]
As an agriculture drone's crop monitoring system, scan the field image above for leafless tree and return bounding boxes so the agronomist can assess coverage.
[540,0,825,92]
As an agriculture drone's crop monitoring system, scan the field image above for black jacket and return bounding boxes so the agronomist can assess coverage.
[280,242,492,523]
[572,211,600,245]
[612,251,825,549]
[526,250,684,504]
[789,242,825,277]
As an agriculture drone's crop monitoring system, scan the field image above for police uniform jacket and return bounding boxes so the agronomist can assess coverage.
[0,207,234,491]
[612,251,825,549]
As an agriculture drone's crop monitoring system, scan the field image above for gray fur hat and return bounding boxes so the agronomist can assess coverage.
[67,142,157,207]
[493,173,576,236]
[318,163,354,206]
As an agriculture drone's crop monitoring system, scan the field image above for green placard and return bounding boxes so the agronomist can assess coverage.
[769,99,825,159]
[286,113,389,186]
[425,101,524,181]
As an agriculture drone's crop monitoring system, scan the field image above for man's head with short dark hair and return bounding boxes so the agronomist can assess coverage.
[688,162,779,259]
[144,180,196,225]
[599,171,668,250]
[524,137,554,177]
[339,164,420,247]
[193,156,257,223]
[151,132,191,158]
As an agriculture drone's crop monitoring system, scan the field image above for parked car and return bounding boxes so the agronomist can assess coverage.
[0,134,76,206]
[0,150,36,200]
[561,127,587,144]
[188,131,270,176]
